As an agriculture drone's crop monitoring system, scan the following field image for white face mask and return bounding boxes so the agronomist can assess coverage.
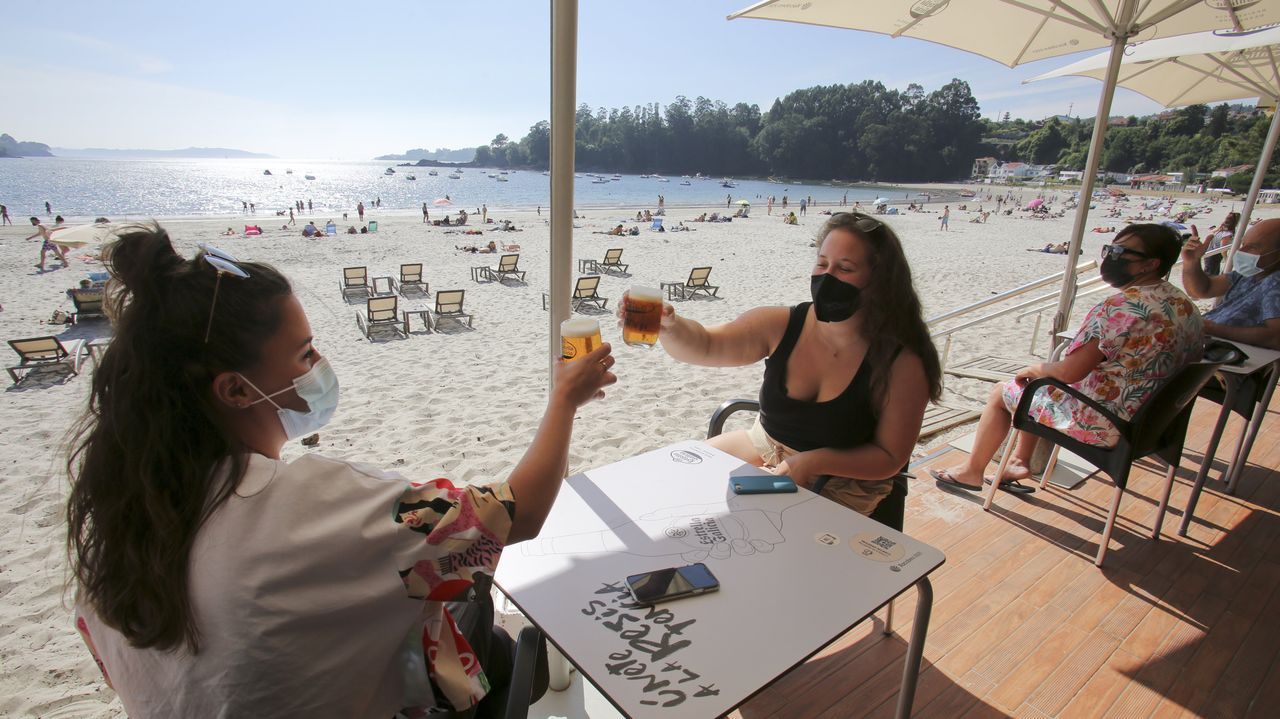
[239,357,340,440]
[1233,248,1279,278]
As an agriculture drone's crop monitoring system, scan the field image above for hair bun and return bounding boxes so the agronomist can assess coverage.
[103,223,186,301]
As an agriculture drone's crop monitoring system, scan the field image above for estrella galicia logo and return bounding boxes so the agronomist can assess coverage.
[670,450,703,465]
[909,0,949,19]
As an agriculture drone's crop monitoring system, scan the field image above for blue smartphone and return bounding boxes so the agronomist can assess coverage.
[731,475,798,494]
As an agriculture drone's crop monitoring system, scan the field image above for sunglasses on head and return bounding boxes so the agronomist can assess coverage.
[834,212,883,234]
[199,243,250,344]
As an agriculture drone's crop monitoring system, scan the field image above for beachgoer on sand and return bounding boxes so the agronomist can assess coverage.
[642,212,939,516]
[1,204,11,225]
[67,223,616,717]
[933,223,1203,495]
[940,205,950,231]
[28,217,68,271]
[357,201,365,221]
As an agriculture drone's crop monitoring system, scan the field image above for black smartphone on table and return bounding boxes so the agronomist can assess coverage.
[625,563,721,605]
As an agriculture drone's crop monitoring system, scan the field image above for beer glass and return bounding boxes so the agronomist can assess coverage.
[560,318,601,361]
[622,286,663,348]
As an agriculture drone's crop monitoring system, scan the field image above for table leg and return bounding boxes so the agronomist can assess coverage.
[1180,379,1238,536]
[895,577,933,719]
[547,643,573,692]
[1225,367,1279,495]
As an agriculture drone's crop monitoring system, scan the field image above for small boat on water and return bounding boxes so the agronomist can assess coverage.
[679,181,691,186]
[285,169,293,174]
[488,173,498,178]
[500,170,508,175]
[263,169,272,176]
[721,180,737,188]
[385,168,396,175]
[656,177,669,183]
[304,174,316,180]
[640,174,650,179]
[428,170,439,176]
[406,174,417,181]
[612,174,622,179]
[496,175,509,182]
[447,173,461,179]
[592,178,609,184]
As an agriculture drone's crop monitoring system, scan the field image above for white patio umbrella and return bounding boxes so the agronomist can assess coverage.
[1028,23,1280,271]
[46,222,116,250]
[728,0,1280,343]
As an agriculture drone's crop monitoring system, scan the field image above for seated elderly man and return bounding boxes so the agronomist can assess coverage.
[1182,218,1280,350]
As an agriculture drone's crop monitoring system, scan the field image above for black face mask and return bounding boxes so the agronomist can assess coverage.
[1099,255,1136,288]
[810,273,862,322]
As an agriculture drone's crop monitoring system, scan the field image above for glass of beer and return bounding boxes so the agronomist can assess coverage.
[560,318,602,361]
[622,286,663,349]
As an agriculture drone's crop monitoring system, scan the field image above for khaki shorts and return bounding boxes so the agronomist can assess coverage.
[746,417,893,516]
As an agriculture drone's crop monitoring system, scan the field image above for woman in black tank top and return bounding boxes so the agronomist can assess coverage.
[652,213,942,516]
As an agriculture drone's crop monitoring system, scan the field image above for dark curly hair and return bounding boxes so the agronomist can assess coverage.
[66,223,292,652]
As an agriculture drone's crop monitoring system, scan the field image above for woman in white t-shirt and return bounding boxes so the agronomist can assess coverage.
[67,223,616,718]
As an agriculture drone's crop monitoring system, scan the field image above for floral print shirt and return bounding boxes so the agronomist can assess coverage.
[74,454,515,718]
[1003,280,1204,446]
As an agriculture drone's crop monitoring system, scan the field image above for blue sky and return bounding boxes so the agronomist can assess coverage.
[0,0,1178,160]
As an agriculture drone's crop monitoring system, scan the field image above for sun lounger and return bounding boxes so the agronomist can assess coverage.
[339,266,371,299]
[325,222,338,235]
[433,289,474,330]
[68,288,106,322]
[7,336,87,385]
[395,263,430,297]
[578,248,629,275]
[355,295,406,340]
[660,266,719,301]
[476,254,526,284]
[542,275,609,313]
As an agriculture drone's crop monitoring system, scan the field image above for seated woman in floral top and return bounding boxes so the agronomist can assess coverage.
[931,223,1203,494]
[67,224,617,718]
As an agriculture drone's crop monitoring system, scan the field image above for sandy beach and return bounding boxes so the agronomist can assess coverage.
[0,192,1265,716]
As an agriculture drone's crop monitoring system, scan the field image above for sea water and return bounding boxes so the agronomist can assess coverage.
[0,157,947,220]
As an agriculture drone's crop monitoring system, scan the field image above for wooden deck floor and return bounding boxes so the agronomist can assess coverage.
[728,392,1280,719]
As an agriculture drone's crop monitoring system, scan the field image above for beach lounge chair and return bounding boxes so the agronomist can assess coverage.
[68,288,106,322]
[484,254,526,284]
[395,263,430,297]
[7,336,87,385]
[339,266,371,299]
[368,220,378,233]
[432,290,473,330]
[542,276,609,313]
[650,217,664,231]
[325,222,337,235]
[660,267,719,301]
[579,248,630,276]
[355,295,406,340]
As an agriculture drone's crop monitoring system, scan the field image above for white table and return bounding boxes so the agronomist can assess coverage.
[1179,340,1280,536]
[495,441,944,719]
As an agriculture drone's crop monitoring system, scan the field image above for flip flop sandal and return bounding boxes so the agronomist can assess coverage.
[929,468,982,493]
[983,477,1036,494]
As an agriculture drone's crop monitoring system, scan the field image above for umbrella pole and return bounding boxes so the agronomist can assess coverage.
[1049,12,1133,347]
[548,0,578,384]
[204,272,225,343]
[1223,105,1280,272]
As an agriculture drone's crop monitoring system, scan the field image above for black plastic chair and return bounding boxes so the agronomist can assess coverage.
[1178,354,1275,536]
[707,398,909,632]
[985,342,1242,566]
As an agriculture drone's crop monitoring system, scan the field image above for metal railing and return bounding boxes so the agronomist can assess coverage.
[929,244,1227,372]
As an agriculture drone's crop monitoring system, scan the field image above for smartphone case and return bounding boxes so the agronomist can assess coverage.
[731,475,798,494]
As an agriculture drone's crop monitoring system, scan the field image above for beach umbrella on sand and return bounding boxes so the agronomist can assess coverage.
[736,199,751,205]
[727,0,1280,349]
[1028,23,1280,272]
[432,197,453,206]
[872,197,891,205]
[47,222,115,250]
[1026,198,1045,210]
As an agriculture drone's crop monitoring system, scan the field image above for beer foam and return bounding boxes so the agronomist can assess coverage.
[561,318,601,337]
[628,286,663,302]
